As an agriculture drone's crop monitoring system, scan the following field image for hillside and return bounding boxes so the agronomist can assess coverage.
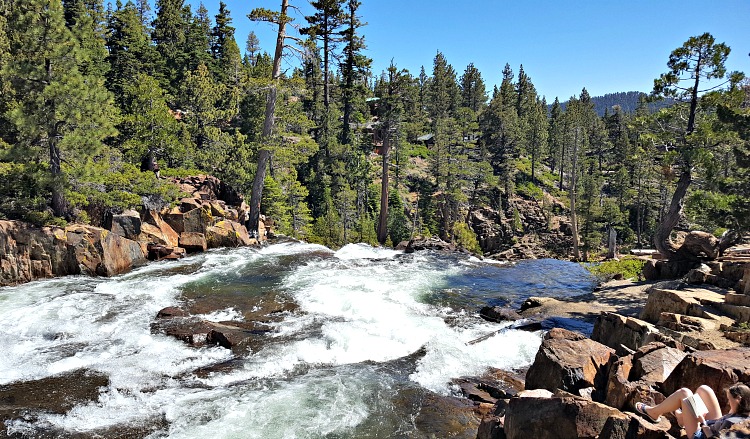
[555,91,675,116]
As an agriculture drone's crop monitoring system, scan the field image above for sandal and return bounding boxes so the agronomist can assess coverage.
[635,402,661,422]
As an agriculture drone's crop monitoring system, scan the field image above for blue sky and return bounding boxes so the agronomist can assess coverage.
[168,0,750,101]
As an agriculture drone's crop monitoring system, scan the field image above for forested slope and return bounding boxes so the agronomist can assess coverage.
[0,1,748,261]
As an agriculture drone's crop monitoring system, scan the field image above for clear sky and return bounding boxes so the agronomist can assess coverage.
[171,0,750,101]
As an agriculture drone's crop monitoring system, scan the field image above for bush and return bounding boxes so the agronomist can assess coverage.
[517,181,543,201]
[585,257,646,281]
[452,221,482,255]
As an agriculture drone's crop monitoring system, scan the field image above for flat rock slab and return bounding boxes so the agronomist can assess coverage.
[640,287,725,323]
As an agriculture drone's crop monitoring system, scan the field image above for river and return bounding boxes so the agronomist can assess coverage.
[0,242,595,438]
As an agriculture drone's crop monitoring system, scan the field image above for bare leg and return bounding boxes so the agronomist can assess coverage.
[644,387,692,419]
[695,385,723,420]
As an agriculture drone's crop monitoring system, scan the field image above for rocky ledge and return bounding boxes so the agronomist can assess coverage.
[462,274,750,439]
[0,175,270,287]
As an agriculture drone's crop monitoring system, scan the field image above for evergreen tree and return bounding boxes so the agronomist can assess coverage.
[548,97,565,183]
[119,73,182,167]
[301,0,344,110]
[244,31,260,65]
[482,64,520,197]
[339,0,370,145]
[3,0,118,219]
[460,63,487,113]
[651,33,733,257]
[106,0,162,106]
[183,4,212,75]
[152,0,188,94]
[62,0,109,78]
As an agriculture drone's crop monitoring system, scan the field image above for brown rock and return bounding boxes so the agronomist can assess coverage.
[598,414,673,439]
[525,328,615,393]
[103,209,142,240]
[142,210,179,247]
[156,307,188,318]
[179,197,202,212]
[179,232,207,253]
[0,220,75,286]
[642,259,698,281]
[604,355,634,409]
[679,231,719,260]
[504,396,627,439]
[640,286,724,323]
[206,220,253,248]
[480,306,522,323]
[662,348,750,409]
[592,312,661,356]
[629,343,686,385]
[163,207,210,234]
[96,230,147,276]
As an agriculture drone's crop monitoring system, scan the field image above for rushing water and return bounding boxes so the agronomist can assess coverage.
[0,242,595,438]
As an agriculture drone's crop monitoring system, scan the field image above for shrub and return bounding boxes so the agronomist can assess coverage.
[452,221,482,255]
[585,257,646,281]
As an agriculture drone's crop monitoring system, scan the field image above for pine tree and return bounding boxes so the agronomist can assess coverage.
[152,0,188,94]
[460,63,487,113]
[339,0,370,145]
[3,0,118,218]
[244,31,260,65]
[106,1,162,106]
[651,33,733,257]
[211,2,243,119]
[184,4,212,75]
[119,73,182,167]
[62,0,109,78]
[301,0,344,110]
[548,97,565,183]
[482,64,520,197]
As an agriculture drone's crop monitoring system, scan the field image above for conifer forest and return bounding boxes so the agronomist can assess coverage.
[1,0,749,260]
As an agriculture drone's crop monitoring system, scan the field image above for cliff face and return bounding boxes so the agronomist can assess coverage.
[0,175,265,287]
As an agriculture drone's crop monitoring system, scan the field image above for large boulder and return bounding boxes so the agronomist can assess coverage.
[642,259,698,281]
[678,231,719,260]
[629,343,686,385]
[206,220,254,248]
[0,220,75,285]
[103,209,141,240]
[525,328,615,394]
[598,414,674,439]
[65,225,146,277]
[662,348,750,409]
[640,286,725,323]
[591,312,662,356]
[163,207,211,234]
[179,232,207,253]
[504,395,627,439]
[96,229,147,276]
[142,210,179,247]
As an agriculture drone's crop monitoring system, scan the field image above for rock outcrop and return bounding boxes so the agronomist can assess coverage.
[0,174,268,287]
[525,328,615,395]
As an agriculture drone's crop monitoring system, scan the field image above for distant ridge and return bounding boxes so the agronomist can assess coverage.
[554,91,675,116]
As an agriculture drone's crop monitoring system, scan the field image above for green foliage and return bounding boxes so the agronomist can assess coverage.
[452,221,482,255]
[68,162,182,222]
[516,181,543,201]
[586,257,646,281]
[685,189,735,232]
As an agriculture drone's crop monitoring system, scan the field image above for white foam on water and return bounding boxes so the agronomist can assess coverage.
[157,367,382,439]
[1,241,545,437]
[334,242,400,260]
[199,307,245,322]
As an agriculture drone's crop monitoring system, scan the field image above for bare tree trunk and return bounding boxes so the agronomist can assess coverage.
[377,127,389,245]
[570,128,581,261]
[654,169,691,257]
[50,142,66,218]
[248,0,287,237]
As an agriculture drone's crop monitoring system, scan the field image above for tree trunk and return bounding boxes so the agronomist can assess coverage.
[570,128,581,261]
[377,126,389,245]
[247,0,287,237]
[50,142,66,218]
[654,169,691,257]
